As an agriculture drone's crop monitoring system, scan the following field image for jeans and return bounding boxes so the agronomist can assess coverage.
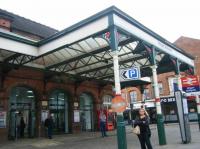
[100,121,107,137]
[138,133,153,149]
[48,127,52,139]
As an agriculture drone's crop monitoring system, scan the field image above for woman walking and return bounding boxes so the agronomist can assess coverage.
[134,108,153,149]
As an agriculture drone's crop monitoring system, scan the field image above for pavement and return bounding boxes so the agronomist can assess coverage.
[0,123,199,149]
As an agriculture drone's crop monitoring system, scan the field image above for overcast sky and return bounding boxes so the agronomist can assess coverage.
[1,0,200,42]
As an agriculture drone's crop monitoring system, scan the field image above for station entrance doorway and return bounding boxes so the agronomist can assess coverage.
[80,93,94,131]
[8,87,36,139]
[49,90,69,134]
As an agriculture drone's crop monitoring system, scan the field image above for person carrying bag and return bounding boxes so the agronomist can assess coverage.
[133,108,152,149]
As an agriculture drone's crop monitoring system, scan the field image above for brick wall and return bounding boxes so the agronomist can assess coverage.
[0,66,112,140]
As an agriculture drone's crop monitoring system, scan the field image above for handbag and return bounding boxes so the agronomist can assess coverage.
[133,125,140,135]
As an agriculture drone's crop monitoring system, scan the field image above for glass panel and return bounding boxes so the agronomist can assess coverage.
[130,91,137,103]
[49,90,68,133]
[9,87,35,139]
[158,83,164,94]
[102,95,112,109]
[79,93,93,131]
[143,89,151,100]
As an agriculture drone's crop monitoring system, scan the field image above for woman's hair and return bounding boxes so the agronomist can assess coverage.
[139,108,149,117]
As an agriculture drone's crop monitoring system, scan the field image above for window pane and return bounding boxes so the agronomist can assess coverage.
[158,83,163,94]
[130,91,137,103]
[143,89,150,100]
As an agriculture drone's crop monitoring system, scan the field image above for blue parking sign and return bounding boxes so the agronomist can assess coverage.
[128,69,138,78]
[120,67,140,81]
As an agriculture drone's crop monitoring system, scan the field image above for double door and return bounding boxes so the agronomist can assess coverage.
[80,106,93,131]
[9,109,36,139]
[50,109,67,133]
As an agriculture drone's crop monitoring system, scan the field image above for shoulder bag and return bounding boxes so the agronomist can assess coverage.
[133,125,140,135]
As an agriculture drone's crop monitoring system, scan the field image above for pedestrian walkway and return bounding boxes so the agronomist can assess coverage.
[0,123,199,149]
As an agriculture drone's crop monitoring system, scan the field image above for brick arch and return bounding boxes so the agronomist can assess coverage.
[5,79,43,101]
[76,87,98,103]
[6,82,42,104]
[46,87,73,133]
[5,82,42,138]
[46,87,73,102]
[121,87,142,102]
[77,90,97,131]
[100,90,113,102]
[77,91,96,103]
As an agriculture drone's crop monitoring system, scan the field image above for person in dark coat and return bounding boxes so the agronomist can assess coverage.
[20,117,26,138]
[134,108,152,149]
[44,114,54,139]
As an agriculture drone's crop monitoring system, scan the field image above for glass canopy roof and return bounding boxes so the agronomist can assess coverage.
[0,6,194,83]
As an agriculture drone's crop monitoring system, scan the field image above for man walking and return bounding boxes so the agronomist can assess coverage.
[44,114,54,139]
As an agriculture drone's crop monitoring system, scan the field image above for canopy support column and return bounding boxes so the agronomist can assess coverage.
[174,59,182,90]
[110,17,127,149]
[150,47,167,145]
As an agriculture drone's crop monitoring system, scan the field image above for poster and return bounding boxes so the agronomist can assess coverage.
[74,110,80,123]
[0,111,6,128]
[41,110,49,123]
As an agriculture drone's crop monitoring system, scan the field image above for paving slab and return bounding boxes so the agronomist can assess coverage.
[0,123,199,149]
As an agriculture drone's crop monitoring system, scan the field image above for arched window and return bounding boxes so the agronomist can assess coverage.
[102,94,112,109]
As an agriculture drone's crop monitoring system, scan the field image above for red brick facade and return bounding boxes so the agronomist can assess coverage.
[0,67,113,141]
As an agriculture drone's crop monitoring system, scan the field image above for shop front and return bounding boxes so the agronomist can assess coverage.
[161,96,198,123]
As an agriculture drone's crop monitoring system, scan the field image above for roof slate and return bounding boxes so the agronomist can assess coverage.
[0,9,58,39]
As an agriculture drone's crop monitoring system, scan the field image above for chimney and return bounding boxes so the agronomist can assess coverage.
[0,12,13,31]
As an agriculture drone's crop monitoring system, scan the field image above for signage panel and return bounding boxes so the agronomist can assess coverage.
[160,96,176,103]
[120,67,140,82]
[181,76,200,93]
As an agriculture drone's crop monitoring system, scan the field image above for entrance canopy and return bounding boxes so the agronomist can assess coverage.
[0,6,194,82]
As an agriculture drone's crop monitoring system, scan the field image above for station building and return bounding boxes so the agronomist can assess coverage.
[0,7,196,141]
[0,8,113,141]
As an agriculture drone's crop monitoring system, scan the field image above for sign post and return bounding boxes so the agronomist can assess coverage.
[181,75,200,131]
[109,21,127,149]
[175,91,191,143]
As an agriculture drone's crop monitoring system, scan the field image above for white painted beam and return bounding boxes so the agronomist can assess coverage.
[38,17,109,55]
[113,14,194,67]
[0,37,38,56]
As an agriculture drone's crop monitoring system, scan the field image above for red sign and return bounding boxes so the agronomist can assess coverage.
[181,76,200,92]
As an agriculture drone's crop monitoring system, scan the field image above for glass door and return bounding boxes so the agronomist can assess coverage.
[9,87,36,139]
[49,90,68,134]
[80,93,93,131]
